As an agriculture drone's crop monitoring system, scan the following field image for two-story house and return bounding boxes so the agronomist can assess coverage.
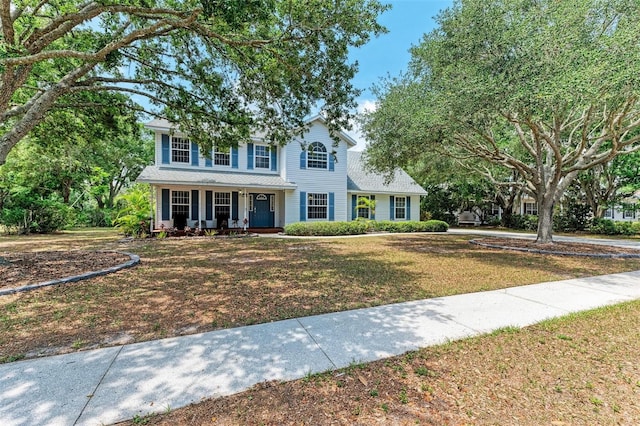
[137,116,427,230]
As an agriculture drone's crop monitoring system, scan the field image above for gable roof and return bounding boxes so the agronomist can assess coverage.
[145,115,357,147]
[347,151,427,195]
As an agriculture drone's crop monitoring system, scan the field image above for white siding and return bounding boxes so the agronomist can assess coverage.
[283,122,349,224]
[348,194,421,222]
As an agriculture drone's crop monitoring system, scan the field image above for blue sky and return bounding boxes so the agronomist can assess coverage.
[347,0,453,149]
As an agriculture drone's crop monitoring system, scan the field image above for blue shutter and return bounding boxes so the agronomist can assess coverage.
[247,143,254,170]
[270,147,277,171]
[406,196,411,220]
[300,191,307,221]
[390,196,395,220]
[300,151,306,169]
[205,191,213,221]
[329,192,335,221]
[351,194,357,220]
[232,147,238,168]
[191,142,199,166]
[161,135,170,164]
[161,189,170,220]
[329,152,334,172]
[232,191,239,220]
[191,190,199,221]
[205,149,212,167]
[371,195,376,220]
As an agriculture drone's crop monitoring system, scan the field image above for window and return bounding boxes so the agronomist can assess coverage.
[307,193,328,219]
[171,137,190,163]
[255,145,270,169]
[524,202,538,215]
[307,142,327,169]
[270,195,275,212]
[604,207,614,219]
[395,196,406,220]
[214,146,230,166]
[357,195,370,219]
[491,204,500,216]
[215,192,231,222]
[171,190,189,218]
[623,208,636,219]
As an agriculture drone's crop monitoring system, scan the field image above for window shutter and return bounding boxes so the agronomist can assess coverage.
[205,149,212,167]
[161,189,170,220]
[406,196,411,220]
[351,195,357,220]
[300,191,307,221]
[191,142,199,166]
[371,195,376,220]
[161,135,170,164]
[390,196,395,220]
[329,192,335,221]
[247,143,254,170]
[191,190,199,221]
[232,191,239,220]
[329,152,334,172]
[270,146,277,171]
[232,147,239,168]
[299,151,306,169]
[205,191,213,221]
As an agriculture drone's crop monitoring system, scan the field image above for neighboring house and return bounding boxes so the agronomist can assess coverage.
[137,116,426,230]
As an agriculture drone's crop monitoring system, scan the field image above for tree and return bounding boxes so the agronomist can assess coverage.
[361,0,640,243]
[0,0,388,165]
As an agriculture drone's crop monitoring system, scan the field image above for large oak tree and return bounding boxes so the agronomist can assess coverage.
[361,0,640,243]
[0,0,387,165]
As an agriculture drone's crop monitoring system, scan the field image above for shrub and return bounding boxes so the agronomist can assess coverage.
[283,220,448,236]
[590,218,640,235]
[113,184,152,237]
[505,214,538,231]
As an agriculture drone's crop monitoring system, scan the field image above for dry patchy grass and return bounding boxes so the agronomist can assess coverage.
[1,229,640,364]
[129,300,640,425]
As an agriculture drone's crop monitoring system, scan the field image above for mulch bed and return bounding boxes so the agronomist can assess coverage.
[473,237,640,257]
[0,251,132,291]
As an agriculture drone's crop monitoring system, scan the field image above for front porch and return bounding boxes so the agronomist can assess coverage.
[151,227,283,237]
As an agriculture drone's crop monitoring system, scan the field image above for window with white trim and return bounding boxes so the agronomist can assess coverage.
[604,207,614,219]
[623,208,636,219]
[491,204,500,216]
[524,202,538,215]
[215,192,231,222]
[255,145,270,169]
[395,196,406,220]
[307,142,328,169]
[171,137,190,163]
[307,193,328,219]
[171,190,189,218]
[357,195,370,219]
[270,195,275,212]
[214,146,230,166]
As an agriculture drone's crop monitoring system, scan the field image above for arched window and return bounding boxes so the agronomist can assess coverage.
[307,142,328,169]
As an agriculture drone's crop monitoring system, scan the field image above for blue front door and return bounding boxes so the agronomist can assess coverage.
[250,193,274,227]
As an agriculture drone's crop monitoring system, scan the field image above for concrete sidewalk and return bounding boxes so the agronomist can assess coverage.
[2,268,640,426]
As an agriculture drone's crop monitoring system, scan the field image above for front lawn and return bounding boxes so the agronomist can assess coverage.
[2,229,640,363]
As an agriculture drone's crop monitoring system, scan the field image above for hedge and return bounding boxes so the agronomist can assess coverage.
[283,220,448,236]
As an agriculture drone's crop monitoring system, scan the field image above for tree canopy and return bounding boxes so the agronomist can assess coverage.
[361,0,640,243]
[0,0,388,165]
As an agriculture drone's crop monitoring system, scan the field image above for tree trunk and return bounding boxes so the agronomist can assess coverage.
[536,199,554,244]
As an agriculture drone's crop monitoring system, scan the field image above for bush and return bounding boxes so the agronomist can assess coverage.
[590,218,640,235]
[504,214,538,231]
[113,184,152,237]
[283,220,448,236]
[0,196,74,234]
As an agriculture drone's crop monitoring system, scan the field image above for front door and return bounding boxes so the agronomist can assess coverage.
[249,193,275,227]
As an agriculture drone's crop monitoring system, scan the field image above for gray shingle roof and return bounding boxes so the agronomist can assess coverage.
[347,151,427,195]
[137,166,297,189]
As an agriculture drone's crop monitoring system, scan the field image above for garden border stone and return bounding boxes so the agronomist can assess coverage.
[0,251,140,296]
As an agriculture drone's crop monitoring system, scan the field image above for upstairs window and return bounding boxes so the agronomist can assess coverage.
[255,145,270,169]
[214,146,230,166]
[307,142,328,169]
[171,137,190,163]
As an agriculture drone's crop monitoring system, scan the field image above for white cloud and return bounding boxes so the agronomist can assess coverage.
[345,99,378,151]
